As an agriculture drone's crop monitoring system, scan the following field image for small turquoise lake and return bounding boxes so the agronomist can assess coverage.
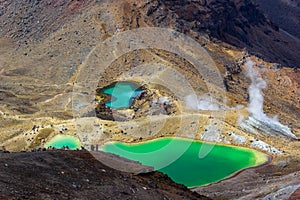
[101,82,143,109]
[102,137,268,187]
[45,135,81,150]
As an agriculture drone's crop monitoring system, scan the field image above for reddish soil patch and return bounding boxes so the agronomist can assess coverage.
[69,1,85,13]
[289,187,300,200]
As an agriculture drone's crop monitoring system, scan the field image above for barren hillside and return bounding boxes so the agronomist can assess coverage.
[0,0,299,199]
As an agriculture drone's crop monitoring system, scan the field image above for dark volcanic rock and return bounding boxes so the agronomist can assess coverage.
[0,150,209,200]
[253,0,300,38]
[95,85,178,122]
[145,0,300,68]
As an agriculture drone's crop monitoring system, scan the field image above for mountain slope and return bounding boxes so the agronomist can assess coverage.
[0,0,299,199]
[0,150,208,200]
[142,0,300,68]
[253,0,300,38]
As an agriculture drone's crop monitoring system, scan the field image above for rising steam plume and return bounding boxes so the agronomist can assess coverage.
[244,59,297,139]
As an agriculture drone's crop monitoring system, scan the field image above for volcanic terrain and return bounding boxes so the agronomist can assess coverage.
[0,0,299,199]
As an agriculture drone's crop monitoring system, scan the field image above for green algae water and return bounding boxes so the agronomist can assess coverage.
[101,82,142,109]
[102,137,268,187]
[45,135,81,150]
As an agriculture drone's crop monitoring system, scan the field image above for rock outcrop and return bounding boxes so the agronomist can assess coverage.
[142,0,300,68]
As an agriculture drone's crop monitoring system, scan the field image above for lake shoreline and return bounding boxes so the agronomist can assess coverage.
[102,136,271,188]
[102,135,272,160]
[190,152,272,189]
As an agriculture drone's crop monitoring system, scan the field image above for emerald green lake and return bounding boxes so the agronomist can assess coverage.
[45,135,81,150]
[101,82,143,109]
[102,137,268,187]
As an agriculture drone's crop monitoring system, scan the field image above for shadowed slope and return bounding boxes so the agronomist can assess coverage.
[0,150,208,200]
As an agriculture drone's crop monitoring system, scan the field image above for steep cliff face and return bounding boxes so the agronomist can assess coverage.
[253,0,300,38]
[143,0,300,68]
